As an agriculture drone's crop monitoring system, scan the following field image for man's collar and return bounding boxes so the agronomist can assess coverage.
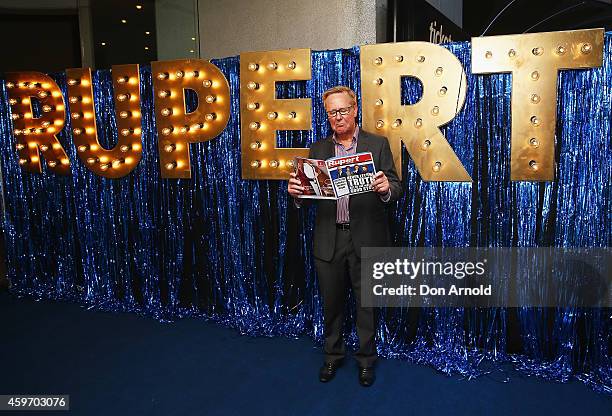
[332,125,360,144]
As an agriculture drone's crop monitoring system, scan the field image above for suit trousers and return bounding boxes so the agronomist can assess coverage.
[315,227,377,368]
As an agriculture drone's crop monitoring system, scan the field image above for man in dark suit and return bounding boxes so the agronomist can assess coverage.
[288,86,402,387]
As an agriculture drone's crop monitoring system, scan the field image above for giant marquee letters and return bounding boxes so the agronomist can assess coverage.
[3,29,604,181]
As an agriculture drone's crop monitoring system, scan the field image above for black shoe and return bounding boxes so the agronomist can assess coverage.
[358,366,375,387]
[319,361,341,382]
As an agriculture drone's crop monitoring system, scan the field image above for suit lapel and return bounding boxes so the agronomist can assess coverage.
[322,137,335,159]
[356,129,370,154]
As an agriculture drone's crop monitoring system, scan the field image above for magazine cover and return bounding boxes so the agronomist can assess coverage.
[294,157,336,199]
[325,152,377,198]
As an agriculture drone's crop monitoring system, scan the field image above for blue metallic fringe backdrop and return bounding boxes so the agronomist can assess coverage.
[0,37,610,393]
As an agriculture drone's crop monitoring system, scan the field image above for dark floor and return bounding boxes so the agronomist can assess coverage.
[0,290,610,415]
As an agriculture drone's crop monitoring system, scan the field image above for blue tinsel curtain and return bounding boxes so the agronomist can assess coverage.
[0,37,610,394]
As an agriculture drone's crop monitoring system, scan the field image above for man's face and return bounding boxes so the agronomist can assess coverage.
[324,92,358,137]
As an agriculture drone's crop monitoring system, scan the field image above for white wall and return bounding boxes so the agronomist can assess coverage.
[197,0,377,59]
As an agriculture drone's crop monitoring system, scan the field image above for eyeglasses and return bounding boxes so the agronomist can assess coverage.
[326,105,353,118]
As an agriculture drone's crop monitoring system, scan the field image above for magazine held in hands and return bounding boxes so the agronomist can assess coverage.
[294,152,377,199]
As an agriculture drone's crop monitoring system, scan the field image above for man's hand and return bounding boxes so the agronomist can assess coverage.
[288,172,305,198]
[372,171,390,195]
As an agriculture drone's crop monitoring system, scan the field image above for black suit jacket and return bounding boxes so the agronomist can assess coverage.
[307,129,403,261]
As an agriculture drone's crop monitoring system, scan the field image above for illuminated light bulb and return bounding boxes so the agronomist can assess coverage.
[581,43,592,54]
[158,90,170,98]
[438,86,448,96]
[27,82,36,89]
[11,113,20,120]
[120,144,131,152]
[162,126,174,135]
[119,110,132,119]
[68,79,80,86]
[267,62,278,70]
[556,45,566,55]
[286,160,294,168]
[164,143,176,153]
[485,51,492,59]
[373,57,383,65]
[532,47,543,56]
[188,70,199,78]
[267,111,278,120]
[250,160,261,168]
[41,144,50,151]
[205,95,216,103]
[269,160,279,168]
[246,81,259,90]
[77,144,88,152]
[100,163,110,171]
[373,78,383,85]
[247,102,259,110]
[16,143,25,150]
[205,113,217,121]
[435,67,443,76]
[249,141,261,150]
[287,111,296,119]
[61,158,70,165]
[14,129,22,136]
[179,125,190,133]
[375,120,384,129]
[531,71,540,81]
[529,138,539,148]
[161,108,173,116]
[421,140,431,150]
[22,82,30,88]
[86,157,98,165]
[69,96,82,103]
[508,49,516,58]
[202,79,212,88]
[36,128,45,134]
[530,94,541,104]
[375,99,384,107]
[22,98,30,104]
[121,128,134,136]
[42,105,53,112]
[529,160,538,170]
[73,128,83,135]
[432,161,442,172]
[157,72,169,80]
[117,76,129,84]
[21,129,29,136]
[38,91,48,98]
[417,55,425,63]
[287,61,296,70]
[8,98,17,105]
[414,118,423,128]
[6,82,15,88]
[391,119,402,128]
[191,122,204,130]
[248,63,259,71]
[431,106,440,116]
[175,70,184,78]
[112,158,124,168]
[117,93,130,102]
[395,55,404,62]
[249,121,260,130]
[48,160,57,167]
[18,158,28,165]
[71,112,82,120]
[165,161,177,170]
[530,116,540,126]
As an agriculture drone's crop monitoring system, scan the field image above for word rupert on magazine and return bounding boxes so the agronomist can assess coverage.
[294,152,376,199]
